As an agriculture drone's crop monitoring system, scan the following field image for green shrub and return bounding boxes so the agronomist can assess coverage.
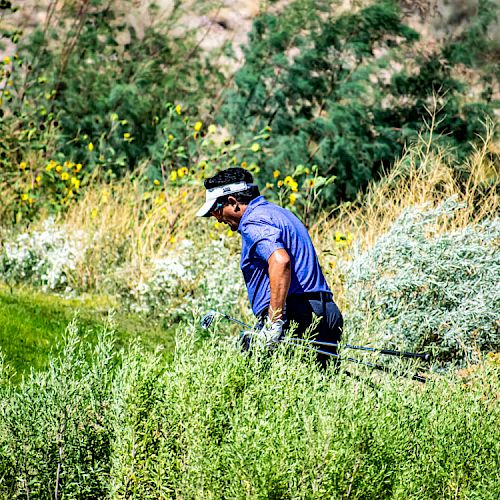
[1,0,224,179]
[1,321,499,497]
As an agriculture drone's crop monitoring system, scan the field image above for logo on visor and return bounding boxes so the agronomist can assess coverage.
[223,186,231,193]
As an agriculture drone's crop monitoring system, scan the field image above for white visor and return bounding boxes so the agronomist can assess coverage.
[196,181,255,217]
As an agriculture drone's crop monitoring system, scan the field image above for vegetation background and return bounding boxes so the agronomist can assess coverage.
[0,0,498,497]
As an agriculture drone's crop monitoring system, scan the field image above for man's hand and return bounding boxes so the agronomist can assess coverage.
[240,319,285,352]
[258,318,285,347]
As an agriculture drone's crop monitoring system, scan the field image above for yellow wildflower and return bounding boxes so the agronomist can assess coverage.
[28,197,34,205]
[208,124,217,134]
[3,56,11,64]
[161,207,167,215]
[111,113,119,121]
[289,193,297,205]
[175,104,182,115]
[88,142,94,152]
[329,261,336,269]
[7,80,12,86]
[273,169,280,179]
[35,175,42,183]
[75,164,82,172]
[194,120,203,132]
[291,181,298,192]
[71,177,80,189]
[168,134,174,141]
[251,143,260,152]
[170,236,176,244]
[177,167,188,178]
[170,170,177,182]
[101,189,109,203]
[226,229,233,237]
[3,90,9,97]
[19,161,27,170]
[61,172,69,181]
[67,189,73,198]
[214,221,221,229]
[307,179,315,188]
[20,193,29,201]
[154,196,163,206]
[91,207,98,219]
[266,182,274,189]
[284,176,294,186]
[199,160,207,170]
[241,161,248,168]
[56,165,63,173]
[123,133,131,139]
[153,179,160,186]
[278,180,284,187]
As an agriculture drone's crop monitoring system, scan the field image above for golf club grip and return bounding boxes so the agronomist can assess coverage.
[379,349,430,361]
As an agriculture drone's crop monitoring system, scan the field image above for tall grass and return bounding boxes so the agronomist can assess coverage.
[0,322,498,498]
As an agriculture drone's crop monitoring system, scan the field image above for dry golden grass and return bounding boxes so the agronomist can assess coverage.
[62,173,205,291]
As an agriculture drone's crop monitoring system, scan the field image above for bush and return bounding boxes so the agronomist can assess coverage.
[124,237,248,321]
[0,218,86,292]
[0,322,499,497]
[344,197,500,364]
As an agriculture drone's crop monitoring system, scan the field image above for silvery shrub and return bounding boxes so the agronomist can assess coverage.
[0,219,86,292]
[344,197,499,363]
[126,237,247,319]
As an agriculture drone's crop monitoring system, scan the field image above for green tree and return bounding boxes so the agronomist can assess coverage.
[221,0,497,204]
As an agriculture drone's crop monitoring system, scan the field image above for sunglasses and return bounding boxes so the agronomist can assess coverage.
[211,201,226,217]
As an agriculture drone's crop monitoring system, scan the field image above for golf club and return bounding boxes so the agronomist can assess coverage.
[200,308,430,361]
[285,340,428,383]
[287,338,430,361]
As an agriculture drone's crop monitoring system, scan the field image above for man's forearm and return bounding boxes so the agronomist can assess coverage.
[267,249,291,321]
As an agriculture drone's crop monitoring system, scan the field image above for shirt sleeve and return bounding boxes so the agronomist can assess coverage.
[243,221,284,262]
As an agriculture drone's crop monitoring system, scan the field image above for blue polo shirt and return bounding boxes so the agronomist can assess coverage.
[238,196,331,316]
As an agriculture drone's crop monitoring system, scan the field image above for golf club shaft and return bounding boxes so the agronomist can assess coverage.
[212,310,429,363]
[218,312,253,329]
[287,338,429,361]
[285,341,427,383]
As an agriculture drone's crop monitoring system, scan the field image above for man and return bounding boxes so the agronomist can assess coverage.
[196,167,343,368]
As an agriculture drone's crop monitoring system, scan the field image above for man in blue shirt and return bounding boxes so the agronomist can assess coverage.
[196,167,343,368]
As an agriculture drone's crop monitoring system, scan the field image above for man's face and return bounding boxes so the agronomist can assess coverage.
[211,196,243,231]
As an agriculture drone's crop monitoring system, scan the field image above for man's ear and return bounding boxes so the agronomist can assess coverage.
[227,195,238,208]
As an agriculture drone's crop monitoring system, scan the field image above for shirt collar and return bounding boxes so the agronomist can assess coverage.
[238,196,266,232]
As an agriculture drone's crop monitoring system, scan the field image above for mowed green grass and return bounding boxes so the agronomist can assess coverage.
[0,284,176,382]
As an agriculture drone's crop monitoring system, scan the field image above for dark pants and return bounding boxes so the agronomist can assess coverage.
[284,292,343,369]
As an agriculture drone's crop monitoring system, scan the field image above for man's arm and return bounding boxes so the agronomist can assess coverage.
[267,248,291,321]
